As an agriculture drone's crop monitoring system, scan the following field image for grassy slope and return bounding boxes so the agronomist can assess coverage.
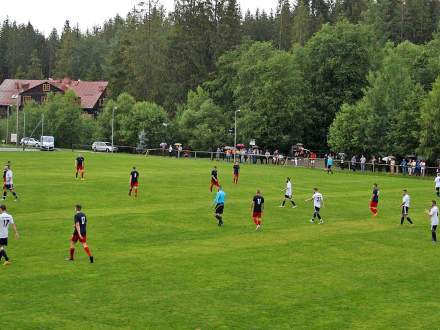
[0,151,438,329]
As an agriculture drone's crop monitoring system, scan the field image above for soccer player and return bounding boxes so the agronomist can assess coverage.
[233,162,240,184]
[75,154,85,180]
[434,174,440,197]
[327,155,334,174]
[280,177,296,208]
[427,200,439,243]
[306,188,324,224]
[252,190,264,230]
[210,166,220,192]
[67,204,94,263]
[2,165,18,201]
[370,183,379,217]
[213,186,226,226]
[0,204,19,266]
[129,167,140,197]
[400,189,413,225]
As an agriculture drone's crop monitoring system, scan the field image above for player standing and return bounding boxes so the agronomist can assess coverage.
[252,190,265,230]
[400,189,413,225]
[327,155,334,174]
[75,154,85,180]
[210,166,220,192]
[129,167,140,197]
[2,165,18,201]
[67,204,94,263]
[213,186,226,226]
[306,188,324,224]
[0,205,19,266]
[233,162,240,184]
[280,177,296,208]
[434,174,440,197]
[427,200,439,243]
[370,183,379,217]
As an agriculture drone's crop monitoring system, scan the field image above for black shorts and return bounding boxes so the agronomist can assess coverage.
[402,206,409,215]
[215,204,224,214]
[432,225,438,232]
[314,207,320,213]
[0,237,8,246]
[285,195,292,199]
[328,165,332,169]
[4,184,12,190]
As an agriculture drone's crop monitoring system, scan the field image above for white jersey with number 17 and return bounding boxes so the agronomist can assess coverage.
[0,212,14,238]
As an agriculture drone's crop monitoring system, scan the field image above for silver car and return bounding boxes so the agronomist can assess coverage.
[92,141,117,152]
[20,137,40,147]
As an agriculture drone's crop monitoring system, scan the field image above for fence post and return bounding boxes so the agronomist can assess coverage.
[194,151,197,160]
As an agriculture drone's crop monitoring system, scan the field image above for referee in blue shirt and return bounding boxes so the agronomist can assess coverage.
[213,186,226,226]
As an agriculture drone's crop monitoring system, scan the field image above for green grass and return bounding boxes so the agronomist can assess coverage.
[0,151,439,329]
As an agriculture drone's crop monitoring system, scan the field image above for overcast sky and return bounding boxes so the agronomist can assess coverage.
[0,0,278,36]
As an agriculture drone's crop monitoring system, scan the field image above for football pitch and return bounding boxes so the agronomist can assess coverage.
[1,151,439,329]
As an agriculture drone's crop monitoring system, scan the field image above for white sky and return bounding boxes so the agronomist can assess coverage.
[0,0,278,36]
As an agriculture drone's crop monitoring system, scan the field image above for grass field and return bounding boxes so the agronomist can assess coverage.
[1,151,439,329]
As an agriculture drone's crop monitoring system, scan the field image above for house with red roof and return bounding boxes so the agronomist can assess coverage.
[0,78,108,116]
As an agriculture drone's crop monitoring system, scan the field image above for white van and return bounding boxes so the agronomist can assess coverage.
[40,136,55,151]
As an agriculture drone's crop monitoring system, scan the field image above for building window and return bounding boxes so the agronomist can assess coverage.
[98,98,105,107]
[43,83,51,92]
[41,95,48,103]
[23,96,32,104]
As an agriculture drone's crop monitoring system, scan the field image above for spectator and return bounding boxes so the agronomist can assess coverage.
[265,150,270,164]
[401,158,407,175]
[421,160,426,176]
[390,158,396,174]
[371,156,376,172]
[351,155,357,171]
[168,145,173,157]
[216,147,221,161]
[360,155,366,172]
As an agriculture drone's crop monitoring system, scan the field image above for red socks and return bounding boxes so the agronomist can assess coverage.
[84,247,92,257]
[70,248,75,259]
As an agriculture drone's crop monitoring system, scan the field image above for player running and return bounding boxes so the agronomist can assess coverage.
[280,177,296,208]
[2,165,18,201]
[400,189,413,225]
[434,174,440,197]
[370,183,379,217]
[210,166,220,192]
[75,154,85,180]
[252,190,265,230]
[0,204,19,266]
[213,186,226,226]
[427,200,439,243]
[233,162,240,184]
[67,204,94,263]
[129,167,140,197]
[305,188,324,224]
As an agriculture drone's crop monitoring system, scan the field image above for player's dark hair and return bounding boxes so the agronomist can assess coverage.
[75,204,82,210]
[374,183,378,187]
[133,166,136,170]
[314,187,318,191]
[433,200,437,205]
[403,189,407,192]
[257,189,261,194]
[0,204,6,211]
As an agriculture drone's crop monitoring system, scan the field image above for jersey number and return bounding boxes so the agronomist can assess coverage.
[81,217,86,225]
[2,220,9,227]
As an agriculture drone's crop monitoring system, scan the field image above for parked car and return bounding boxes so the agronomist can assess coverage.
[20,137,40,147]
[92,141,117,152]
[40,136,55,151]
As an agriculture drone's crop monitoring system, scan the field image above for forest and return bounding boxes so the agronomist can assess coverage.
[2,0,440,158]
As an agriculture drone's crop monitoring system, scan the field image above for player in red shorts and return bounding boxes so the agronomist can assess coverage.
[129,166,139,197]
[233,162,240,184]
[370,183,379,217]
[251,189,265,230]
[210,166,220,192]
[67,204,93,263]
[75,154,85,180]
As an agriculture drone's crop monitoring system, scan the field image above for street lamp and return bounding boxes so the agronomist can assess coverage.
[111,106,117,153]
[234,109,240,162]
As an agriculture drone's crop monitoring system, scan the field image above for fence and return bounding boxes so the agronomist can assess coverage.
[71,144,440,178]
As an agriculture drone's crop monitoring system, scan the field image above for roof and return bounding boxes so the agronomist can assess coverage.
[0,79,108,109]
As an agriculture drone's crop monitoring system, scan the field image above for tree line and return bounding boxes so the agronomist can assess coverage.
[1,0,440,157]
